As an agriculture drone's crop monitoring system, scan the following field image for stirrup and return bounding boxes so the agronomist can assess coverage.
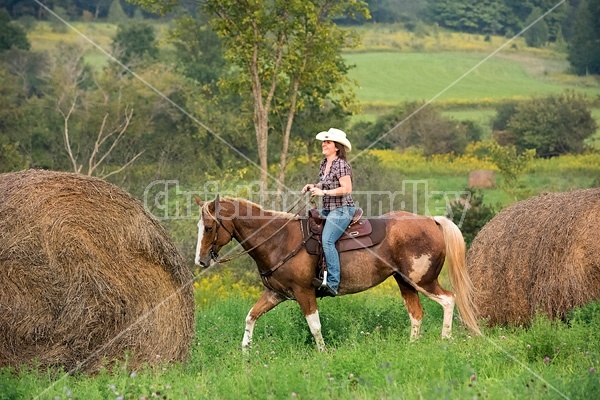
[311,270,328,288]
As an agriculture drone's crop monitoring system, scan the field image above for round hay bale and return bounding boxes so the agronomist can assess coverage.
[468,170,495,188]
[467,188,600,326]
[0,170,194,373]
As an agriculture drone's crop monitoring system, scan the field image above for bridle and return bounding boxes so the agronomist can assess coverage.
[202,195,235,263]
[200,194,311,264]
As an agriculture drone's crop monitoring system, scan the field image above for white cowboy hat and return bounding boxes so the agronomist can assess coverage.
[315,128,352,152]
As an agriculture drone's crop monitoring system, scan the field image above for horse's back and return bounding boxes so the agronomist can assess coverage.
[381,211,447,266]
[381,211,444,239]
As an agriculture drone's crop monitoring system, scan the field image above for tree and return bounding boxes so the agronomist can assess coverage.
[492,101,517,131]
[108,0,129,24]
[292,99,349,165]
[0,8,30,52]
[425,0,568,38]
[112,21,158,66]
[0,66,29,172]
[44,42,150,178]
[167,13,226,85]
[504,91,597,157]
[130,0,368,196]
[567,0,600,75]
[524,7,549,47]
[363,0,426,24]
[426,0,509,35]
[206,0,367,193]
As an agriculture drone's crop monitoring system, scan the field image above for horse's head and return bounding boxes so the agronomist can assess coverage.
[194,195,235,267]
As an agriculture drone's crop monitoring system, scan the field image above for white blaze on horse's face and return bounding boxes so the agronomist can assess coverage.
[194,216,205,266]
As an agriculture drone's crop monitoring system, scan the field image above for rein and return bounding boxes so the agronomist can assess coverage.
[204,194,312,264]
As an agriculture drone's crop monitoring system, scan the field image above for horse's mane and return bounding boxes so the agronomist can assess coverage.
[222,197,300,220]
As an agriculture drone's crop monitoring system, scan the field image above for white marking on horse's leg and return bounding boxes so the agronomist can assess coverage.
[401,296,422,341]
[438,294,455,339]
[408,312,422,341]
[414,283,456,339]
[305,311,325,351]
[194,218,204,266]
[242,309,256,353]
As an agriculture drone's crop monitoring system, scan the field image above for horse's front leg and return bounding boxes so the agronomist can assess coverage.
[242,289,286,353]
[295,288,325,351]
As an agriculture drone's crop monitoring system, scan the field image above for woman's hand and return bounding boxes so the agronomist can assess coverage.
[309,187,326,197]
[301,183,314,194]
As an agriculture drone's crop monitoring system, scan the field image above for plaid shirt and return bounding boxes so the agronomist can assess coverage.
[319,157,355,210]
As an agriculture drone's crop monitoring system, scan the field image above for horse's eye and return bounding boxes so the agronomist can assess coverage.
[205,226,213,232]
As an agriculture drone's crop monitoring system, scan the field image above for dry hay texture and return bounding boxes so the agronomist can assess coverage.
[0,170,194,373]
[467,188,600,326]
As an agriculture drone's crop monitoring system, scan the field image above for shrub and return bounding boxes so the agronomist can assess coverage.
[362,102,476,155]
[491,101,517,132]
[495,91,597,157]
[448,188,496,248]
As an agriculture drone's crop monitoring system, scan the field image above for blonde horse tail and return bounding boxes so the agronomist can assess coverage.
[433,216,481,335]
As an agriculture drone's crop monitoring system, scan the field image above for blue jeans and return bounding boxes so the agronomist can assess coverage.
[321,206,355,292]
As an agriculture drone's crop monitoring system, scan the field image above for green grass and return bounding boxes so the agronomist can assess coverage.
[4,294,598,399]
[345,52,600,105]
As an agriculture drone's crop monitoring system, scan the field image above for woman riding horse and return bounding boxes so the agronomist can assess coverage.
[194,195,481,352]
[301,128,355,297]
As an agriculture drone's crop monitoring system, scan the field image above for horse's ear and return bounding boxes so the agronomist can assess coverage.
[194,195,204,206]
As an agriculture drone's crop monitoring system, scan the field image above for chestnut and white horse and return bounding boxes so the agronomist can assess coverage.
[195,196,480,351]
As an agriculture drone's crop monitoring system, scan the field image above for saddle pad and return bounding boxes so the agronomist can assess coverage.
[303,217,387,255]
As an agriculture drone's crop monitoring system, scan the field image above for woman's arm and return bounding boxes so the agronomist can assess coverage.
[330,175,352,196]
[310,175,352,197]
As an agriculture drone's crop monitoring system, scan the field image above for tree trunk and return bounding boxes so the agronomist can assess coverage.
[254,107,269,193]
[276,78,301,202]
[248,29,284,195]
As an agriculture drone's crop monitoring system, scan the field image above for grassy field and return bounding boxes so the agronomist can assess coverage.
[345,52,600,105]
[3,289,599,399]
[344,50,600,140]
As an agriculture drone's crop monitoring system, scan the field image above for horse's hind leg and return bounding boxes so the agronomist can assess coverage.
[419,280,455,339]
[394,275,424,341]
[242,289,286,353]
